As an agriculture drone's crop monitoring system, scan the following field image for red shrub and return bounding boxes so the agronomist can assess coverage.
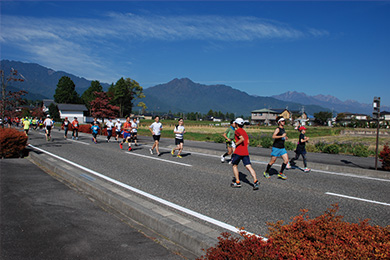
[78,124,92,134]
[199,204,390,260]
[0,128,28,158]
[379,143,390,171]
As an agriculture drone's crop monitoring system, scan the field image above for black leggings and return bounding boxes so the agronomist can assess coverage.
[290,153,307,167]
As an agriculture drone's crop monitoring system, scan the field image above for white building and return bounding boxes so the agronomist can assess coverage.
[57,104,88,123]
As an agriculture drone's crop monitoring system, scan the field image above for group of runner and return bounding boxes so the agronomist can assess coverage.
[18,113,310,191]
[221,116,310,190]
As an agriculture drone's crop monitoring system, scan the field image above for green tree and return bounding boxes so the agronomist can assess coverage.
[54,76,80,104]
[48,103,60,121]
[314,111,332,126]
[81,80,103,114]
[108,77,144,117]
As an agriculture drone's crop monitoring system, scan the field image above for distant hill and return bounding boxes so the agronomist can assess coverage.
[272,91,390,115]
[0,60,110,100]
[139,78,329,116]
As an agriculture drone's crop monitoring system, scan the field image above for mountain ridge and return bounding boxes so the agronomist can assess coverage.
[271,91,389,114]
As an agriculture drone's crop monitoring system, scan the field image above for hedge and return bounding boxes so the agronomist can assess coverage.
[199,204,390,260]
[0,128,28,158]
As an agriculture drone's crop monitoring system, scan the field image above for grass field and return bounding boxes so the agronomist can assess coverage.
[137,120,390,154]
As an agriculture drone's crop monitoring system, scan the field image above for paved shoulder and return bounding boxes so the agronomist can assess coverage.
[0,159,183,260]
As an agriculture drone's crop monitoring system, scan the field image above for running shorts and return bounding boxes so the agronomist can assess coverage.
[153,135,161,141]
[175,138,184,145]
[231,154,251,166]
[271,147,287,157]
[123,132,131,139]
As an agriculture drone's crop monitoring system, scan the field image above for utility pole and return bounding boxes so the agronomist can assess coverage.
[373,97,381,170]
[1,68,25,120]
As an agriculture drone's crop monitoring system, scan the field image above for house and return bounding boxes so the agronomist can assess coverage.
[272,109,292,121]
[291,110,309,126]
[381,111,390,121]
[251,108,279,125]
[336,112,369,126]
[42,99,56,113]
[57,104,88,123]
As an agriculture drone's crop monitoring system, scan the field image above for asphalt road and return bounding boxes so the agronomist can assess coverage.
[24,128,390,237]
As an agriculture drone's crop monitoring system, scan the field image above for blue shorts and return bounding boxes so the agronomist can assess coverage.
[123,132,131,139]
[231,154,251,166]
[271,147,287,157]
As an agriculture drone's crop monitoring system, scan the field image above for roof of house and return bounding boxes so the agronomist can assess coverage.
[43,99,56,107]
[57,104,88,111]
[251,108,278,113]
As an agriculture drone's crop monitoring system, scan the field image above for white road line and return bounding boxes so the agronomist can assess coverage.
[126,151,192,167]
[325,192,390,206]
[67,139,91,145]
[28,144,259,238]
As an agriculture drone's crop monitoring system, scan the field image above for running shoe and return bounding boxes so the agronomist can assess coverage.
[253,180,259,190]
[72,137,74,140]
[263,171,270,179]
[149,149,153,155]
[231,182,241,188]
[119,143,123,149]
[157,153,161,156]
[76,137,79,140]
[228,160,232,165]
[221,155,225,163]
[303,167,311,173]
[278,173,287,180]
[177,155,182,158]
[128,147,132,151]
[286,163,291,169]
[171,149,175,155]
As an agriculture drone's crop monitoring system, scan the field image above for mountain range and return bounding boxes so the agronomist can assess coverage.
[272,91,389,115]
[2,60,383,116]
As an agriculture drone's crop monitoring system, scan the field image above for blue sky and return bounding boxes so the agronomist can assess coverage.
[1,1,389,106]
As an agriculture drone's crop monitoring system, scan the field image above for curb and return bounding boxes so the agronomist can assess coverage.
[28,150,220,259]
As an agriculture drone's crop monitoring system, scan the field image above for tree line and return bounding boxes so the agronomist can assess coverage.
[53,76,145,119]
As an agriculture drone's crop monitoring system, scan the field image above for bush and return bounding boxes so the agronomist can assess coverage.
[199,204,390,260]
[323,144,340,154]
[285,141,295,151]
[260,136,273,148]
[0,128,28,158]
[213,135,225,143]
[353,144,370,157]
[379,143,390,171]
[315,141,327,152]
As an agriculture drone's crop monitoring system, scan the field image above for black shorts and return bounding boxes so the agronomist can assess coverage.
[46,126,52,132]
[92,133,98,138]
[153,135,161,141]
[175,138,184,145]
[131,133,137,140]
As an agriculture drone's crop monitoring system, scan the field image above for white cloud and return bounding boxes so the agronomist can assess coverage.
[1,13,328,82]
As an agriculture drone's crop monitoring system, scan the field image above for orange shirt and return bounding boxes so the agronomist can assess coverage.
[123,122,132,133]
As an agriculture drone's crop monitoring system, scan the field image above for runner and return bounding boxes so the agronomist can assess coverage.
[221,120,236,163]
[71,117,79,140]
[149,115,162,156]
[289,126,311,172]
[31,117,38,130]
[119,116,132,151]
[106,118,114,142]
[43,115,54,141]
[38,118,44,130]
[230,118,259,190]
[115,119,122,142]
[130,117,139,146]
[62,117,70,139]
[91,121,100,144]
[263,117,289,180]
[171,118,186,158]
[22,116,31,136]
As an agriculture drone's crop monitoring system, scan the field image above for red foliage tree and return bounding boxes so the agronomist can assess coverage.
[379,143,390,171]
[90,91,120,121]
[31,105,46,118]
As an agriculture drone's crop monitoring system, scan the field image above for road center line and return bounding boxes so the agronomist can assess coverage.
[325,192,390,206]
[126,151,192,167]
[28,144,258,238]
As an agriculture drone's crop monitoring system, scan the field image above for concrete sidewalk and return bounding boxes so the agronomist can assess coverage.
[0,158,186,260]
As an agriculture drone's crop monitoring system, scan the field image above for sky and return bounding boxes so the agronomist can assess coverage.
[1,1,389,106]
